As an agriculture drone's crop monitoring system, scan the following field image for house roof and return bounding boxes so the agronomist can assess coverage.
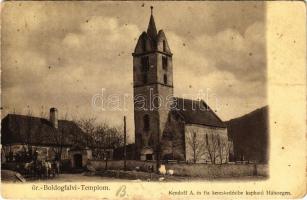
[172,97,226,128]
[1,114,91,147]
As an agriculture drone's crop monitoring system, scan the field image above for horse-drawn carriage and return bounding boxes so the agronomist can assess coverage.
[11,150,61,180]
[23,159,60,179]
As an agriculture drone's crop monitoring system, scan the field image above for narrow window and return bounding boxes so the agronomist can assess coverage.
[141,57,149,84]
[143,38,146,52]
[163,74,167,85]
[163,40,166,52]
[143,114,150,131]
[141,56,149,71]
[162,56,168,70]
[205,134,208,145]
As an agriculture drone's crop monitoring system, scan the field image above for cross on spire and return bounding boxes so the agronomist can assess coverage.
[150,6,153,15]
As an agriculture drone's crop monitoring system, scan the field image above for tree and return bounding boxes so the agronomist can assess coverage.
[93,123,108,159]
[76,118,125,160]
[50,113,70,161]
[94,123,124,160]
[39,105,48,119]
[186,131,204,163]
[204,133,232,164]
[76,117,97,147]
[204,134,219,164]
[218,139,233,163]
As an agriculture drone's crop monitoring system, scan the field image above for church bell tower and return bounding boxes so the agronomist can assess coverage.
[133,7,173,160]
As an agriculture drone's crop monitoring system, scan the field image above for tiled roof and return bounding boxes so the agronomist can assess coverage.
[172,97,226,128]
[1,114,91,147]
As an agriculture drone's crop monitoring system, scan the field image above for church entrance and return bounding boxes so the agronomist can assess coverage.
[140,147,154,161]
[73,154,82,168]
[146,154,153,160]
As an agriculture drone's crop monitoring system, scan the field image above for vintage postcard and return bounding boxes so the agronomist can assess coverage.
[0,1,306,199]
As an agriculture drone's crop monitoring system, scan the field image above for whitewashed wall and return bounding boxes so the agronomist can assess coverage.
[2,144,70,161]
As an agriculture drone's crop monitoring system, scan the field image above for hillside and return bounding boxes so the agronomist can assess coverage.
[226,106,269,164]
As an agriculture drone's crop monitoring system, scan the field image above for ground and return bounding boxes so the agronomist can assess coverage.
[28,173,123,182]
[2,170,267,182]
[29,173,267,182]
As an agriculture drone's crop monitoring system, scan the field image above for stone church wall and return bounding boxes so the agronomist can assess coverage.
[160,112,186,161]
[133,53,157,87]
[134,85,160,159]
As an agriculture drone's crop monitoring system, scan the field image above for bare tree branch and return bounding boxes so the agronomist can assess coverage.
[186,130,204,163]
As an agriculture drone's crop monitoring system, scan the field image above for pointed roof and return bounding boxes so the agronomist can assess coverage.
[171,97,226,128]
[147,6,157,39]
[133,7,173,55]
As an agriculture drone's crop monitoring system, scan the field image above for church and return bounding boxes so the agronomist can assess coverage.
[133,8,233,164]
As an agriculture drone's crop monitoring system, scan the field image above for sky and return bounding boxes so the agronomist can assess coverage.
[1,1,267,142]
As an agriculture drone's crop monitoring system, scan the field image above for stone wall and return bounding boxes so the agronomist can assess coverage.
[166,163,268,178]
[90,160,157,171]
[89,160,268,178]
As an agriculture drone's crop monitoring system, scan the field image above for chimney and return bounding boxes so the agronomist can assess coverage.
[49,107,58,129]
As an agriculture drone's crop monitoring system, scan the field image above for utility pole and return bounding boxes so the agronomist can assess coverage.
[105,132,110,170]
[124,116,127,171]
[156,113,161,173]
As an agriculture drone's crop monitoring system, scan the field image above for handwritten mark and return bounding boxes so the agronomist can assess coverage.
[116,185,126,197]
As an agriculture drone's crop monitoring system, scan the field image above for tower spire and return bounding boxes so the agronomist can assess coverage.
[147,6,157,39]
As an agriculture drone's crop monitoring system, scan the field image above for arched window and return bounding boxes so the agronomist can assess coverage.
[163,40,166,52]
[143,114,150,131]
[164,74,167,84]
[205,134,209,145]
